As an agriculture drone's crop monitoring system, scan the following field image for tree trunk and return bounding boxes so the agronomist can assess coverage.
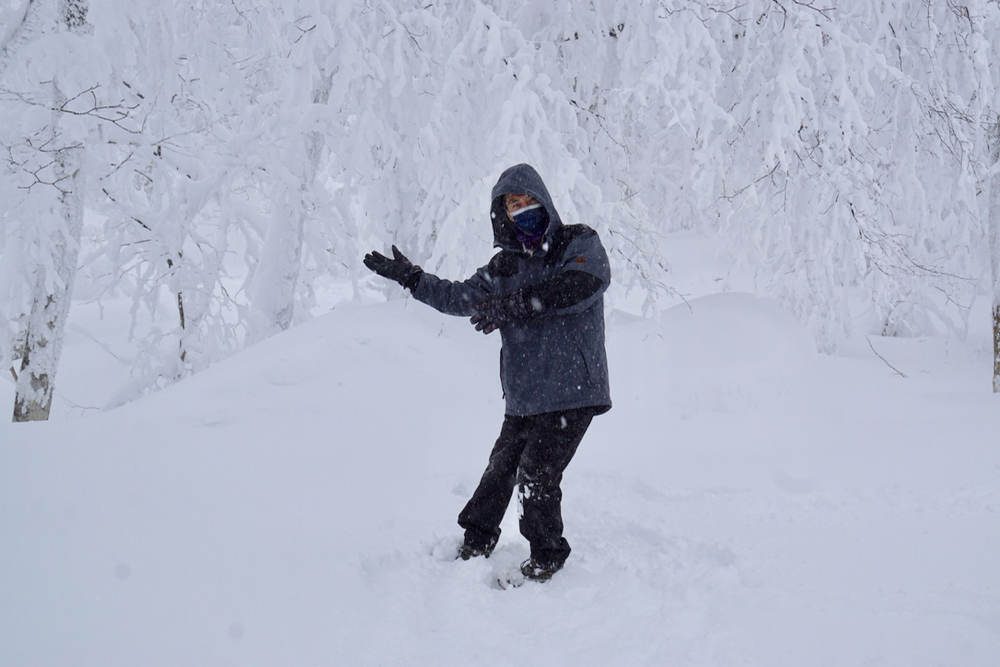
[0,0,42,74]
[246,191,306,345]
[13,142,85,421]
[11,0,90,420]
[991,167,1000,393]
[990,121,1000,393]
[994,301,1000,393]
[246,73,331,344]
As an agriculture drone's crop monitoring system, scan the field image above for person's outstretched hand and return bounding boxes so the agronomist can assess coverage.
[364,246,422,290]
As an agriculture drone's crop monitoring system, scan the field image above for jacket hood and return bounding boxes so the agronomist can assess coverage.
[490,164,562,251]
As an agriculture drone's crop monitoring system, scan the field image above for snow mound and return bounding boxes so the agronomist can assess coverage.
[2,296,998,667]
[613,292,816,418]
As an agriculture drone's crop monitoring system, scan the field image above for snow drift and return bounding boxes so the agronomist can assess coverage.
[2,291,998,666]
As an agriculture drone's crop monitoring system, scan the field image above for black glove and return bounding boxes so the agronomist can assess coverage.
[364,245,423,290]
[470,290,537,334]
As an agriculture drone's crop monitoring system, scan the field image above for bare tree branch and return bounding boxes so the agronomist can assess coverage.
[866,337,908,377]
[1,84,141,133]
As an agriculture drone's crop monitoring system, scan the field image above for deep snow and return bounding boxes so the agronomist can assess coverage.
[1,235,999,667]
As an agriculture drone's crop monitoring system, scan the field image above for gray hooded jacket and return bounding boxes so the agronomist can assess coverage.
[412,164,612,417]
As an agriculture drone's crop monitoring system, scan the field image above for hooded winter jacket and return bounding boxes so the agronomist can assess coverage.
[411,164,612,417]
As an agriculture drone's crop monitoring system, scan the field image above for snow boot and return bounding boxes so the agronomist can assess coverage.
[457,533,498,560]
[519,557,563,582]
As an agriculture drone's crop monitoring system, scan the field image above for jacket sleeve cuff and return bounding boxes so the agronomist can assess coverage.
[403,269,424,291]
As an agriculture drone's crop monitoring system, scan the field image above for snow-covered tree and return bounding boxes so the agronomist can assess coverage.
[81,0,242,391]
[1,0,110,420]
[6,0,1000,409]
[990,119,1000,391]
[871,0,1000,381]
[533,0,999,350]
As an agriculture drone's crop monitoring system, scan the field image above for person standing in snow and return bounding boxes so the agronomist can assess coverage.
[363,163,611,582]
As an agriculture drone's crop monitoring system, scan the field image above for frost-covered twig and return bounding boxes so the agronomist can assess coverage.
[658,1,748,26]
[866,337,907,378]
[570,99,628,152]
[8,134,85,194]
[789,0,835,21]
[230,0,251,32]
[1,84,140,133]
[718,163,780,202]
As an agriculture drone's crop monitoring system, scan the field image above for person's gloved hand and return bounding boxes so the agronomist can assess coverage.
[363,246,423,290]
[470,290,537,334]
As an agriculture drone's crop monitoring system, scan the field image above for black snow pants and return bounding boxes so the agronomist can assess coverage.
[458,407,594,567]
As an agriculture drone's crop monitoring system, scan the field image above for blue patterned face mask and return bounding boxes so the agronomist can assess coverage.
[511,203,549,235]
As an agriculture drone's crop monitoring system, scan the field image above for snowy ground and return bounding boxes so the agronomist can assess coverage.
[2,234,999,666]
